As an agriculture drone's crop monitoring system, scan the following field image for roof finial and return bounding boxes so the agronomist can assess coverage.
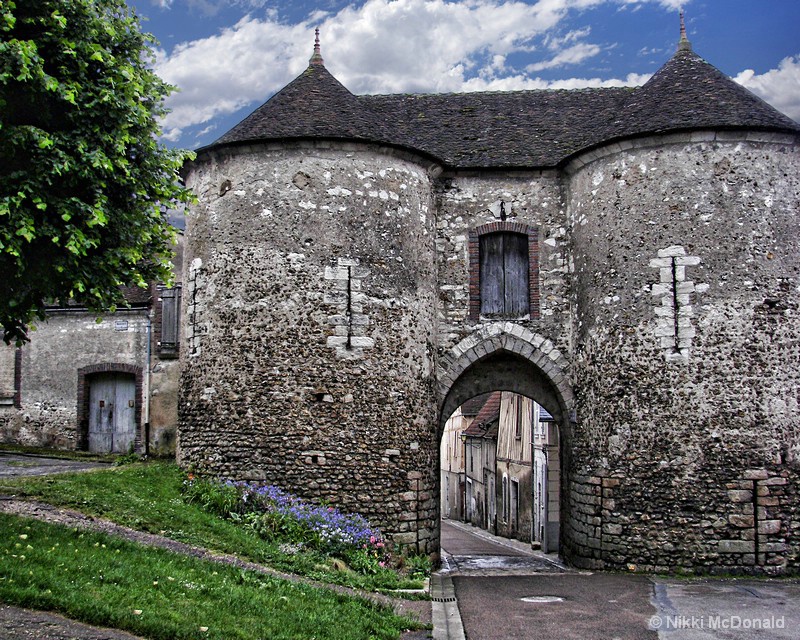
[678,9,692,51]
[310,27,324,65]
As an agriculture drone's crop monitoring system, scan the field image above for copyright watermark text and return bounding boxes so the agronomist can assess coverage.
[649,614,785,631]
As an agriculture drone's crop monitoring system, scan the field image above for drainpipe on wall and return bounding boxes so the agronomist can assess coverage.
[461,432,467,523]
[143,310,152,457]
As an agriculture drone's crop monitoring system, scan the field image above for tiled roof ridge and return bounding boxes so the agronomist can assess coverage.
[469,391,502,430]
[360,85,628,100]
[203,41,800,168]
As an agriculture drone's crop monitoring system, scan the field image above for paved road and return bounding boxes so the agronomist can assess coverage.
[0,452,109,477]
[650,580,799,640]
[441,519,565,576]
[455,573,657,640]
[438,519,800,640]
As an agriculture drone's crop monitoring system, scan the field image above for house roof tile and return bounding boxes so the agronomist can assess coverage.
[461,393,491,417]
[464,391,502,437]
[203,44,799,170]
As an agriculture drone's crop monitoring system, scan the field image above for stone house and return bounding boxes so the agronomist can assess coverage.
[440,394,486,520]
[179,26,800,572]
[440,404,466,521]
[495,392,536,543]
[456,391,556,549]
[463,392,500,530]
[0,240,184,456]
[533,406,560,553]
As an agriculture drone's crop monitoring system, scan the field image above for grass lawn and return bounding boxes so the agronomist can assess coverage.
[0,513,416,640]
[0,461,425,592]
[0,460,429,638]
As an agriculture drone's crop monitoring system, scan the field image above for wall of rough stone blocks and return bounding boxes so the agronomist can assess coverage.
[0,310,149,449]
[563,133,800,573]
[180,143,441,553]
[180,132,799,573]
[433,172,571,359]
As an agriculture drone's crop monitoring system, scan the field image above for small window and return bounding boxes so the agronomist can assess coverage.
[479,232,529,317]
[511,479,519,532]
[0,344,18,406]
[470,445,474,472]
[468,223,539,323]
[502,475,509,523]
[515,396,524,440]
[159,286,181,357]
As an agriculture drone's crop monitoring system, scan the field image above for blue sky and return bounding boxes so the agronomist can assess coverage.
[125,0,800,149]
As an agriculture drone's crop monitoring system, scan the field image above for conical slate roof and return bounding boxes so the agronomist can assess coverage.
[606,45,800,139]
[205,36,799,170]
[212,62,388,146]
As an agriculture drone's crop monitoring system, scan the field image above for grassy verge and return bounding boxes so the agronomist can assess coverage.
[0,461,426,592]
[0,514,416,640]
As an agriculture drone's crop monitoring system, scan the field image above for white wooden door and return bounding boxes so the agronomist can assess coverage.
[88,373,136,453]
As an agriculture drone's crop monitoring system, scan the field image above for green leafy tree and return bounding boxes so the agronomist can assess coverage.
[0,0,194,344]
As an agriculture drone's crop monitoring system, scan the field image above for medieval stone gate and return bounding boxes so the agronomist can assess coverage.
[178,37,800,574]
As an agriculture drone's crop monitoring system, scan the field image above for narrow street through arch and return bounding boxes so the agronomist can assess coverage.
[440,519,564,576]
[439,520,657,640]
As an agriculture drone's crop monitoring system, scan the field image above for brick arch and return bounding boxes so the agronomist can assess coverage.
[468,221,540,322]
[436,323,574,432]
[76,363,144,452]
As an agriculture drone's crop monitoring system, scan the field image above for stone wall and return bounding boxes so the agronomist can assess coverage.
[434,171,570,358]
[0,310,149,449]
[564,132,800,573]
[179,142,441,553]
[179,131,800,573]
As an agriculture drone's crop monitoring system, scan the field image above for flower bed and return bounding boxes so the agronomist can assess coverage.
[183,476,390,574]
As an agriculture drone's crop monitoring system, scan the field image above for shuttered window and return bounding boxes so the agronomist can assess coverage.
[0,344,17,406]
[479,232,529,317]
[160,286,181,356]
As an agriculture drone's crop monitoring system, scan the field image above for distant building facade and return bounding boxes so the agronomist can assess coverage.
[440,405,467,521]
[463,392,500,532]
[449,391,559,552]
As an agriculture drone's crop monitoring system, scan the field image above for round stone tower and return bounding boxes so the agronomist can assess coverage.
[179,40,442,551]
[562,37,800,572]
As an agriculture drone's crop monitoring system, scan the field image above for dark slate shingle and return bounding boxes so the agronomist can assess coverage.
[213,64,388,146]
[607,48,800,140]
[204,47,799,170]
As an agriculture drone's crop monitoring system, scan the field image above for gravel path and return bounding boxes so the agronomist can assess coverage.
[0,605,145,640]
[0,452,110,477]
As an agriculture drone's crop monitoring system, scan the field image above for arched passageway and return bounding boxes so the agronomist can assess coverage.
[436,326,575,558]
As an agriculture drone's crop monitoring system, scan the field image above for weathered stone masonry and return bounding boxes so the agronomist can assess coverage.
[564,134,800,573]
[180,145,441,550]
[179,40,800,573]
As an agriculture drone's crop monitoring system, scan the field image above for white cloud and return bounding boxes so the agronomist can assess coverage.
[461,70,650,91]
[153,0,696,142]
[734,56,800,123]
[156,15,311,135]
[526,42,602,72]
[618,0,685,9]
